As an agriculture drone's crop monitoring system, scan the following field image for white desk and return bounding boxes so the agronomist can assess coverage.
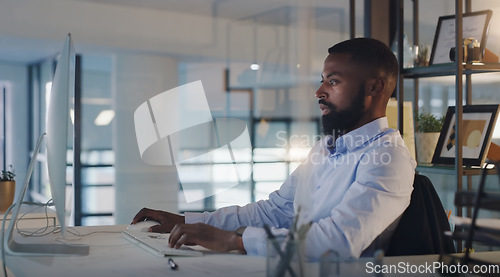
[3,225,500,277]
[3,225,267,277]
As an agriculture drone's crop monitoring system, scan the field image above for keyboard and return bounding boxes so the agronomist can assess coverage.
[122,230,203,257]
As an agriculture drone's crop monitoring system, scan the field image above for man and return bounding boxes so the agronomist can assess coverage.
[131,38,416,260]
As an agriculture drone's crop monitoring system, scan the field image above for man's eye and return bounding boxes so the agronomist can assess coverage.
[329,79,337,85]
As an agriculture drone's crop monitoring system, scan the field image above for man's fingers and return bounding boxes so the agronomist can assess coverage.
[165,223,233,252]
[168,224,182,247]
[169,224,198,248]
[131,208,149,224]
[148,224,164,233]
[174,234,189,249]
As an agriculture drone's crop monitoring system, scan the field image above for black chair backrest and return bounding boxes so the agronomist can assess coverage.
[385,174,456,256]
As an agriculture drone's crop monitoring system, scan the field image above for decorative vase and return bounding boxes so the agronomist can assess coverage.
[267,236,305,277]
[415,132,440,164]
[0,181,15,213]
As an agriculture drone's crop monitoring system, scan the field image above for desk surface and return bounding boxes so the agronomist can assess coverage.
[4,225,268,277]
[3,225,500,277]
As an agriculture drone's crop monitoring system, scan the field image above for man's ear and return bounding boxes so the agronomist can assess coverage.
[366,78,385,96]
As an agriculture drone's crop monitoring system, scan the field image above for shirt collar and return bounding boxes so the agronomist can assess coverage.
[328,117,389,154]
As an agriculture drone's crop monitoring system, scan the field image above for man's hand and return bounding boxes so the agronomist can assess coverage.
[131,208,184,233]
[168,223,245,253]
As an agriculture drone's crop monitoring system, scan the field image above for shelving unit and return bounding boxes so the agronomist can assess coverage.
[396,0,500,251]
[445,162,500,271]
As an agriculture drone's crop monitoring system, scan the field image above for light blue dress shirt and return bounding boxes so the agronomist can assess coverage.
[185,117,416,260]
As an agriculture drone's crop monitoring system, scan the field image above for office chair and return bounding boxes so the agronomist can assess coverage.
[385,174,456,256]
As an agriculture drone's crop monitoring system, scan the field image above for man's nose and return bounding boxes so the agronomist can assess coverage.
[315,84,327,99]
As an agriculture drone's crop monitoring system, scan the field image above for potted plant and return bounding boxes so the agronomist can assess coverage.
[0,165,16,213]
[415,111,444,164]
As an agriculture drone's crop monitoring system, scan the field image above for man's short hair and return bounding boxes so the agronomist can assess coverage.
[328,38,398,80]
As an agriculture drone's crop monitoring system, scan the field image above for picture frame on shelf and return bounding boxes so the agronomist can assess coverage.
[429,10,492,65]
[432,105,499,166]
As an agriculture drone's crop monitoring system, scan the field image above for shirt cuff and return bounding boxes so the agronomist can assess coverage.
[241,226,268,256]
[184,212,203,224]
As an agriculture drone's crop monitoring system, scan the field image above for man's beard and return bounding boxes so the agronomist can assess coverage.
[321,86,365,136]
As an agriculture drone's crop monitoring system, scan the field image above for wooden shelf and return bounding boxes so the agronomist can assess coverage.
[454,190,500,211]
[450,230,500,246]
[403,63,500,78]
[416,164,497,176]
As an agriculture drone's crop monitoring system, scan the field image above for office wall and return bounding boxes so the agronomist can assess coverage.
[112,53,179,224]
[0,0,341,66]
[0,62,29,198]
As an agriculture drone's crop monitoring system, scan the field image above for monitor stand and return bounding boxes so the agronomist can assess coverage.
[2,133,89,256]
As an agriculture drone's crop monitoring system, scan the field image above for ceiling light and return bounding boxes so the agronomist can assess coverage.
[70,109,74,125]
[250,63,260,70]
[94,110,115,126]
[45,82,52,112]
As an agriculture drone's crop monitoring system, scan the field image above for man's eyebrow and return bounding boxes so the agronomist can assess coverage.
[321,71,343,79]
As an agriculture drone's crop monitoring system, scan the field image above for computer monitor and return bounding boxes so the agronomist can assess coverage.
[3,34,89,256]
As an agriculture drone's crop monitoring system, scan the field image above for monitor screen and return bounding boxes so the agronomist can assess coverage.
[46,33,75,237]
[3,34,88,256]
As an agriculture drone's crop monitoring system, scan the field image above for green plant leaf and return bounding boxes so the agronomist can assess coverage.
[1,165,15,181]
[416,111,444,133]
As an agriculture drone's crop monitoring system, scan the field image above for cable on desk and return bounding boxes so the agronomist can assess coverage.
[2,200,56,277]
[1,200,123,277]
[2,201,17,277]
[15,199,58,237]
[1,200,59,277]
[54,229,123,247]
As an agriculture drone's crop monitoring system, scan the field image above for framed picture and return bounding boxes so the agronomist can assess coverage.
[429,10,492,65]
[432,105,499,166]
